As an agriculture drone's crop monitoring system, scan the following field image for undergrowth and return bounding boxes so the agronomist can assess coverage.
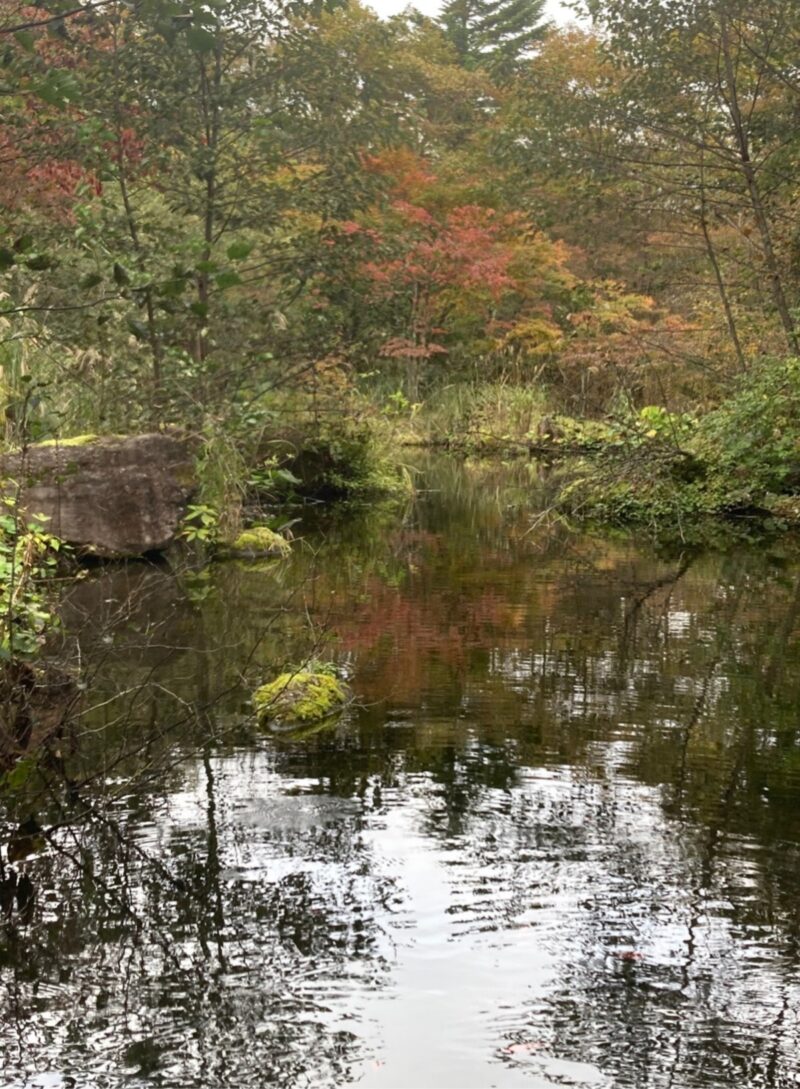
[557,357,800,536]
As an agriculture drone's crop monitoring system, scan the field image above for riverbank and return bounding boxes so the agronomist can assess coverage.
[387,358,800,541]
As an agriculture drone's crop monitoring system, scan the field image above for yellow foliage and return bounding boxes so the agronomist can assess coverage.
[499,317,564,357]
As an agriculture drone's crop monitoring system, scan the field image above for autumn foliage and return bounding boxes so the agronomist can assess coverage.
[0,0,796,435]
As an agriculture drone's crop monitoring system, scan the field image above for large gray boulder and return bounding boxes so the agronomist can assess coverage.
[1,432,196,557]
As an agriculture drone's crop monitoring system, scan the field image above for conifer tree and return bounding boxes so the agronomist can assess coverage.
[440,0,548,74]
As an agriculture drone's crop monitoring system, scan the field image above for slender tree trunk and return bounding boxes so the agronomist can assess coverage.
[698,161,747,371]
[111,12,163,414]
[719,17,798,353]
[196,37,222,389]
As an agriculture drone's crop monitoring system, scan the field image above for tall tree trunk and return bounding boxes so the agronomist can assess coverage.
[719,17,798,353]
[111,13,162,415]
[196,36,222,390]
[698,160,747,371]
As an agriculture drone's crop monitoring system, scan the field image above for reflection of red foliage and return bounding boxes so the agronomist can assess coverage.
[323,532,527,705]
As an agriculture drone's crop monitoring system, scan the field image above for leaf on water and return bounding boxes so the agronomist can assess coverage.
[501,1041,544,1057]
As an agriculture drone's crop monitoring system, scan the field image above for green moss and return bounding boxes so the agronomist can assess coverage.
[226,526,291,557]
[34,434,98,448]
[254,671,350,730]
[273,421,412,504]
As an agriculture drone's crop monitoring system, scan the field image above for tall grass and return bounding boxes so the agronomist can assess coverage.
[390,380,553,446]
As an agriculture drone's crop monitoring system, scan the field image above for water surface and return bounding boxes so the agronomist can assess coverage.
[3,457,800,1088]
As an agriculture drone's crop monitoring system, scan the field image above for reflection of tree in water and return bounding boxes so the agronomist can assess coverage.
[0,746,400,1086]
[3,460,800,1085]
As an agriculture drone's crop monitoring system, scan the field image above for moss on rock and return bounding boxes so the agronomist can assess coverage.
[34,434,99,449]
[763,495,800,527]
[254,671,350,731]
[222,525,291,558]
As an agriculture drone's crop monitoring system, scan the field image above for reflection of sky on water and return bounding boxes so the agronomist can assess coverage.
[11,742,797,1088]
[3,456,800,1087]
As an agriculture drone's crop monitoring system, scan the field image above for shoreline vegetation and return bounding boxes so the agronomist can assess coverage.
[9,351,800,563]
[384,358,800,541]
[3,0,800,1078]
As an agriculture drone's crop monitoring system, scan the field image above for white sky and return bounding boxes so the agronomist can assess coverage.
[367,0,574,24]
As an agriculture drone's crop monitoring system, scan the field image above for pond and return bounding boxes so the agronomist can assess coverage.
[2,456,800,1088]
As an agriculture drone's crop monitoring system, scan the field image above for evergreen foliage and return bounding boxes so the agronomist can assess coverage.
[440,0,549,73]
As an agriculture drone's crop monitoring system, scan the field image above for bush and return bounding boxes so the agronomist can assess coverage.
[251,418,410,503]
[0,499,63,661]
[693,357,800,498]
[558,358,800,535]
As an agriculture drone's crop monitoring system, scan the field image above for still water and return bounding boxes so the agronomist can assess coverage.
[3,457,800,1088]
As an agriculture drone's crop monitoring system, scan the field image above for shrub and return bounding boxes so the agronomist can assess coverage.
[693,357,800,498]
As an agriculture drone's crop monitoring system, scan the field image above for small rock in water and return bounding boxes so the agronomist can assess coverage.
[219,525,291,558]
[253,670,350,732]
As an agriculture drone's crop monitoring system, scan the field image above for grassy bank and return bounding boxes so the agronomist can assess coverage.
[189,385,414,550]
[384,359,800,540]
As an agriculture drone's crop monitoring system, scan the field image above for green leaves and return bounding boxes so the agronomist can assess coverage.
[13,31,36,54]
[226,240,253,261]
[126,317,151,340]
[185,26,217,53]
[180,503,220,545]
[34,70,81,108]
[1,756,39,794]
[0,498,64,663]
[79,272,103,290]
[0,238,39,272]
[213,269,241,290]
[113,262,131,287]
[24,254,53,271]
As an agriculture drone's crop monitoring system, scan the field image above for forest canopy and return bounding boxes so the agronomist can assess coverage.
[1,0,799,509]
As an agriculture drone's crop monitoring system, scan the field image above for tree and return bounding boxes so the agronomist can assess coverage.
[310,148,604,397]
[0,0,438,429]
[496,6,800,390]
[440,0,549,76]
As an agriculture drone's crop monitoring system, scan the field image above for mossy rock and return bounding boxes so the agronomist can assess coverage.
[764,495,800,527]
[0,432,196,557]
[254,671,350,732]
[220,525,291,558]
[34,434,99,449]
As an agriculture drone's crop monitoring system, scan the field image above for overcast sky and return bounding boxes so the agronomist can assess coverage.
[366,0,574,25]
